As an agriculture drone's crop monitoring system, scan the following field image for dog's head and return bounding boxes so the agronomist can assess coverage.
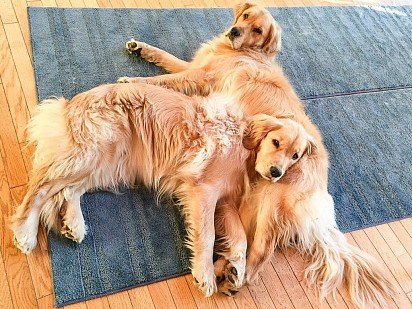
[243,114,316,182]
[226,2,282,56]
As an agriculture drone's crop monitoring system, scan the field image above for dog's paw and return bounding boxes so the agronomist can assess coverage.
[192,267,217,297]
[117,76,131,83]
[215,259,245,296]
[60,217,86,243]
[14,233,37,254]
[125,39,143,54]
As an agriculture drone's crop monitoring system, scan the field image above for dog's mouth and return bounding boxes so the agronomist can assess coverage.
[259,173,282,183]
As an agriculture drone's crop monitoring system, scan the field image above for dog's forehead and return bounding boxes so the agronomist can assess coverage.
[245,7,271,22]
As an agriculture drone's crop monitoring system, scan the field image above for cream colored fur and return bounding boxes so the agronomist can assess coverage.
[118,2,396,307]
[10,82,309,297]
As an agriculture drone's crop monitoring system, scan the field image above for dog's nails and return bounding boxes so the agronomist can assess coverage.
[222,291,232,297]
[194,278,199,284]
[230,267,237,276]
[216,275,226,283]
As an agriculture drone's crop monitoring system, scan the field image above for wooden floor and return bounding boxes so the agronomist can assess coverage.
[1,0,412,308]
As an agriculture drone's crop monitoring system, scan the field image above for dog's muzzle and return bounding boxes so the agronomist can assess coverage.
[270,166,283,180]
[227,27,241,40]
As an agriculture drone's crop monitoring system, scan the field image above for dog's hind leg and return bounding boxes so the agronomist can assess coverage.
[214,201,247,296]
[60,186,87,243]
[125,39,189,73]
[10,166,63,253]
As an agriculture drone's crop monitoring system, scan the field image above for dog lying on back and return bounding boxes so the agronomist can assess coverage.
[10,82,313,296]
[119,2,395,307]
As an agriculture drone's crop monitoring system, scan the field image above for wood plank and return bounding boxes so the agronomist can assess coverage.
[128,285,155,309]
[211,292,237,309]
[10,185,53,299]
[56,0,72,6]
[27,1,44,6]
[258,259,293,309]
[70,0,86,7]
[0,156,37,309]
[96,0,112,7]
[350,229,410,308]
[42,0,58,6]
[107,290,133,308]
[122,0,137,7]
[109,0,125,7]
[4,22,38,116]
[64,302,87,309]
[0,0,18,23]
[0,252,14,309]
[377,224,408,257]
[167,276,198,308]
[389,221,412,258]
[0,85,28,187]
[10,0,32,61]
[85,296,111,309]
[232,286,257,309]
[0,18,31,145]
[38,294,55,309]
[147,281,177,309]
[283,248,333,309]
[271,251,312,308]
[364,226,412,293]
[401,218,412,237]
[83,0,99,7]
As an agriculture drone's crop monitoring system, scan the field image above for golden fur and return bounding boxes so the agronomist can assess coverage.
[10,82,312,297]
[119,2,395,307]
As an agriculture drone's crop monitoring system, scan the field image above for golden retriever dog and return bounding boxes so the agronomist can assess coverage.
[118,2,395,307]
[10,82,313,297]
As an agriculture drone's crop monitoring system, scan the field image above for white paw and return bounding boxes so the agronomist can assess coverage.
[117,76,131,83]
[125,39,144,53]
[14,232,37,254]
[192,266,217,297]
[61,217,86,243]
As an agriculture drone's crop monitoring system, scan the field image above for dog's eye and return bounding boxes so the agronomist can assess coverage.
[253,28,262,34]
[273,139,279,148]
[243,13,249,19]
[292,153,299,160]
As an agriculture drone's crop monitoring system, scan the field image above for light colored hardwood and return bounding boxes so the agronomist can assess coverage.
[1,0,412,308]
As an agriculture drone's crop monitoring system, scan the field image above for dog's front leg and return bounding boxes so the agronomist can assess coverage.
[182,184,219,297]
[239,195,277,284]
[214,201,247,296]
[118,69,213,97]
[125,39,189,73]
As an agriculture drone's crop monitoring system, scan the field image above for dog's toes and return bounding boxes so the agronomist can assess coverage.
[192,267,218,297]
[117,76,131,83]
[14,234,37,254]
[125,39,143,55]
[60,220,86,243]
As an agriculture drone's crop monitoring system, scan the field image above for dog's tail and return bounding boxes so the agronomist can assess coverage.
[288,191,396,309]
[302,226,395,309]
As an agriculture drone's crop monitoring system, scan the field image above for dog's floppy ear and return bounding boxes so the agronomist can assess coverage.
[262,22,282,55]
[243,114,283,150]
[306,135,317,156]
[233,2,256,22]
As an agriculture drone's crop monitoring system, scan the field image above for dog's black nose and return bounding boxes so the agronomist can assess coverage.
[270,166,282,178]
[230,27,241,37]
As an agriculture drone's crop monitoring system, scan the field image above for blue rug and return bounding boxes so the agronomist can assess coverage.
[28,6,412,306]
